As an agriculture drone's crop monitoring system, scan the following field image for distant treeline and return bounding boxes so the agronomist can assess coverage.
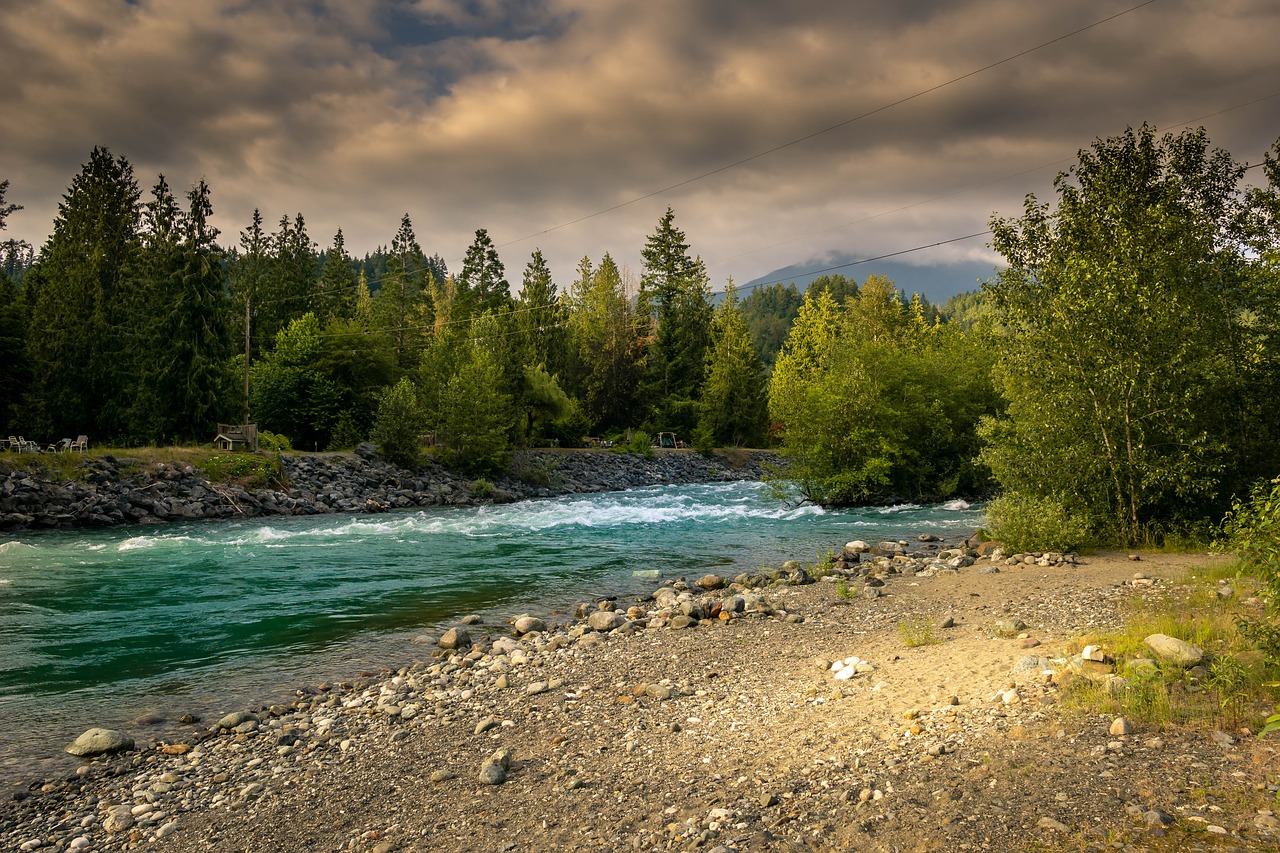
[3,122,1279,552]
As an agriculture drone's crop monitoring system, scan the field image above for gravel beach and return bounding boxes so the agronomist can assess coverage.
[3,548,1278,852]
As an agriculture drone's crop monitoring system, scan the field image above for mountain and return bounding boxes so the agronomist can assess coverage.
[740,255,1002,305]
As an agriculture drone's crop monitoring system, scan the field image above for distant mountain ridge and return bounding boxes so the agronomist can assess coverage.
[740,256,1001,304]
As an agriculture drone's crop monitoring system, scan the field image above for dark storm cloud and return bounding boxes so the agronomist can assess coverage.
[1,0,1276,289]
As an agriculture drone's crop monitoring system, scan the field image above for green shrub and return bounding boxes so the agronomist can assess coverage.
[986,492,1092,553]
[1221,477,1280,666]
[470,477,495,499]
[614,430,654,459]
[257,430,292,452]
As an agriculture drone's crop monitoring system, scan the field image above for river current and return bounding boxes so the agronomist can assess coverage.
[0,480,982,775]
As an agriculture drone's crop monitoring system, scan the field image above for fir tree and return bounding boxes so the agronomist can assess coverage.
[24,147,141,438]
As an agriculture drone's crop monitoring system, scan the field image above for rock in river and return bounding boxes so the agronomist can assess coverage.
[65,728,134,756]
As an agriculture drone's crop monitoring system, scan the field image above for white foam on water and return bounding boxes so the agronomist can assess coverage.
[941,499,971,511]
[0,541,36,555]
[118,535,197,552]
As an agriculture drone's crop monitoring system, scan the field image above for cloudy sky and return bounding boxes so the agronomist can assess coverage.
[1,0,1277,296]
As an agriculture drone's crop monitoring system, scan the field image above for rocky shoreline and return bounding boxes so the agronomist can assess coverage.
[0,447,774,532]
[4,541,1277,852]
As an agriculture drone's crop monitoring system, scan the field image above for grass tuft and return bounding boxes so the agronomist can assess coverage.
[898,616,941,648]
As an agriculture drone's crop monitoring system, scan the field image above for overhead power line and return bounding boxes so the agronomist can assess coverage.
[488,0,1162,254]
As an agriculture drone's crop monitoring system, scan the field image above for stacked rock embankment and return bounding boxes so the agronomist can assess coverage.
[0,447,775,532]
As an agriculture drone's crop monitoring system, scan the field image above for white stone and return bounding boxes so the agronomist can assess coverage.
[1143,634,1203,667]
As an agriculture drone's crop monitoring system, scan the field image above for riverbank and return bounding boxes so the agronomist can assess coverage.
[0,447,775,532]
[4,545,1277,852]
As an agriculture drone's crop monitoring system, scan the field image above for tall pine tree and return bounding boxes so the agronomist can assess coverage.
[24,147,141,439]
[695,283,768,448]
[638,207,712,435]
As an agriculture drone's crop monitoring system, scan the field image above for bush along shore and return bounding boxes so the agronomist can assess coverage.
[4,542,1278,852]
[0,447,775,532]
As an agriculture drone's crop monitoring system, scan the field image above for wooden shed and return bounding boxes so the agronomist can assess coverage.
[213,423,259,452]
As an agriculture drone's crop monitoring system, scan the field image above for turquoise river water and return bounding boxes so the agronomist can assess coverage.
[0,481,982,777]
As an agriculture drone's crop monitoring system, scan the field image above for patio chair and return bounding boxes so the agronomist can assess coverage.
[70,435,88,453]
[6,436,17,452]
[48,438,73,453]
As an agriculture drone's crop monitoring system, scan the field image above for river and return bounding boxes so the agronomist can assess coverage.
[0,481,982,778]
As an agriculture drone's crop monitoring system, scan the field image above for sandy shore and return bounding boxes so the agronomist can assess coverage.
[3,549,1279,852]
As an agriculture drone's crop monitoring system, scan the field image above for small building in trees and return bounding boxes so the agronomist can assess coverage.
[213,423,258,452]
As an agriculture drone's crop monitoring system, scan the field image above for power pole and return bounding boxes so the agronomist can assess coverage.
[243,298,251,424]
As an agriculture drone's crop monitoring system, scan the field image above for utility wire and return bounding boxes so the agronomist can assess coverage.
[711,90,1280,292]
[487,0,1162,254]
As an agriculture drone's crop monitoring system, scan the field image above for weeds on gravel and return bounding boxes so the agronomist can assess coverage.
[808,550,836,578]
[898,616,941,648]
[834,578,858,600]
[1061,569,1280,731]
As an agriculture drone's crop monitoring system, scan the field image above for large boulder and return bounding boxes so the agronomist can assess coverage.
[1143,633,1204,667]
[65,727,134,757]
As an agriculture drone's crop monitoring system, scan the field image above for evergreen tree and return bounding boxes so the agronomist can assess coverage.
[0,180,19,230]
[740,282,804,369]
[370,376,423,469]
[638,207,713,434]
[517,248,566,375]
[456,228,510,321]
[24,147,141,439]
[229,208,272,367]
[565,253,643,432]
[315,229,357,325]
[164,179,232,441]
[419,314,514,475]
[695,284,768,448]
[374,214,433,368]
[0,182,28,432]
[128,175,188,441]
[807,273,858,306]
[850,273,905,342]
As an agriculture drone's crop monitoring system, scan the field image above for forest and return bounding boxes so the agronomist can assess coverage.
[2,124,1280,554]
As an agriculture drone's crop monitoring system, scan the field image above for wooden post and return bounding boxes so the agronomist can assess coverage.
[243,297,251,424]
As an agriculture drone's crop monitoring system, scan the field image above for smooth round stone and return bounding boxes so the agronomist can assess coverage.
[587,611,624,632]
[513,615,546,635]
[65,728,134,757]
